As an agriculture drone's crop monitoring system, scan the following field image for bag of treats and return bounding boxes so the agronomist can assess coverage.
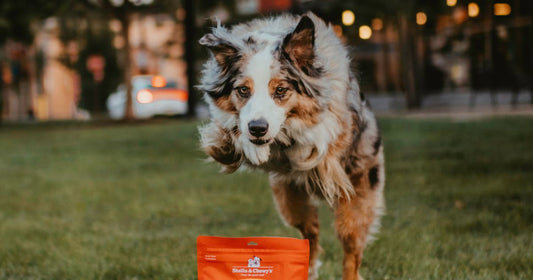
[197,236,309,279]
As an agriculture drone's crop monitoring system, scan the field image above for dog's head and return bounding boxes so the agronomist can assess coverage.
[199,14,325,149]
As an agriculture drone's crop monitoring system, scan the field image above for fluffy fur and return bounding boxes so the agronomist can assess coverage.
[198,13,385,280]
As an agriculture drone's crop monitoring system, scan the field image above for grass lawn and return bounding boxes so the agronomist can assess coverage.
[0,117,531,279]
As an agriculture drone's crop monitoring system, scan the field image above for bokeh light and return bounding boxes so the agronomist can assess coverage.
[468,3,480,17]
[447,0,457,7]
[151,75,167,88]
[136,89,153,104]
[416,12,427,25]
[342,10,355,26]
[333,24,343,37]
[372,18,383,31]
[494,3,511,16]
[359,25,372,40]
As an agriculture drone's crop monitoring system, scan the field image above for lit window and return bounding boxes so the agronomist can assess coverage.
[494,3,511,16]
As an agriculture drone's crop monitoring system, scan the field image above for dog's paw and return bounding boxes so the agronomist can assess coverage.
[241,139,271,165]
[308,259,321,280]
[199,122,243,170]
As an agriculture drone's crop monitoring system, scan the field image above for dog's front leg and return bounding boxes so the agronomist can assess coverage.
[334,184,377,280]
[270,176,321,280]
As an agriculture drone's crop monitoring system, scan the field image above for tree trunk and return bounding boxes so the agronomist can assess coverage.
[184,0,197,118]
[0,63,3,125]
[398,15,420,109]
[529,26,533,104]
[119,11,135,121]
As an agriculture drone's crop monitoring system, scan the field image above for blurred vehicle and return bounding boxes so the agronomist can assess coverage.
[106,75,188,119]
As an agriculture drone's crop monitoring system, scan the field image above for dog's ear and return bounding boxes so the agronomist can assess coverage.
[282,16,316,76]
[199,33,239,68]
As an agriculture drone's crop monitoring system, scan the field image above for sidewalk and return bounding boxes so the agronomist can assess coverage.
[368,90,533,119]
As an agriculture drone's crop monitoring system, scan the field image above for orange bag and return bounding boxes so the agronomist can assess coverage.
[197,236,309,280]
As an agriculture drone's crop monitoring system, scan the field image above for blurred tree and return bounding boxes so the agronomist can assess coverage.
[0,1,67,45]
[184,0,197,118]
[0,0,67,123]
[2,0,193,122]
[76,25,122,113]
[83,0,181,120]
[296,0,447,109]
[359,0,444,108]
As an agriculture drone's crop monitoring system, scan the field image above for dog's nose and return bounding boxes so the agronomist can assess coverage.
[248,119,269,137]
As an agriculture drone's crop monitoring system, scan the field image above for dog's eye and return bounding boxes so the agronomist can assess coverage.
[236,86,250,97]
[274,87,288,96]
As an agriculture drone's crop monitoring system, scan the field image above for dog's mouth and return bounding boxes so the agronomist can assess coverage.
[249,138,272,146]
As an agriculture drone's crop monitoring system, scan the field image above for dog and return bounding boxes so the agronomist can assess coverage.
[248,256,262,268]
[198,13,385,280]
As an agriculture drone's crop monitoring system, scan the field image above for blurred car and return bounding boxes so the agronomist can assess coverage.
[107,75,188,119]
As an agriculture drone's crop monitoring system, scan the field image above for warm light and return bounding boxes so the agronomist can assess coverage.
[151,76,167,88]
[137,89,153,104]
[342,10,355,26]
[372,18,383,31]
[468,3,480,17]
[113,36,125,49]
[494,3,511,16]
[333,24,343,38]
[176,8,186,21]
[359,25,372,40]
[109,19,122,33]
[416,12,427,25]
[446,0,457,7]
[175,90,189,102]
[453,6,468,24]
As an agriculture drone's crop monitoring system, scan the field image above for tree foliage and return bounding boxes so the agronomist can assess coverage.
[0,0,72,44]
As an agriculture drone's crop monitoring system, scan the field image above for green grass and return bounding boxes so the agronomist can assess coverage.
[0,117,531,279]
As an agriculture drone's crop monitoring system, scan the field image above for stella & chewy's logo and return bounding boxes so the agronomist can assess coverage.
[231,256,274,277]
[248,256,261,267]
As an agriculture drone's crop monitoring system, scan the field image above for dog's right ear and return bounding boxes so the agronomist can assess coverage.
[199,33,238,68]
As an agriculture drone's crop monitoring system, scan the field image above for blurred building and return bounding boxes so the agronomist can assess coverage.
[2,9,188,121]
[2,0,531,121]
[314,0,533,105]
[188,0,533,112]
[1,41,33,120]
[127,13,188,88]
[33,18,85,120]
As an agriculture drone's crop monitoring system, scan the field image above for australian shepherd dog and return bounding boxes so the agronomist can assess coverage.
[198,12,385,280]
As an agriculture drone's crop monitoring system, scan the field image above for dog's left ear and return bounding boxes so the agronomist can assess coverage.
[282,16,316,76]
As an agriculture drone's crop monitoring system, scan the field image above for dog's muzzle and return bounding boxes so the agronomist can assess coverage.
[248,118,271,145]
